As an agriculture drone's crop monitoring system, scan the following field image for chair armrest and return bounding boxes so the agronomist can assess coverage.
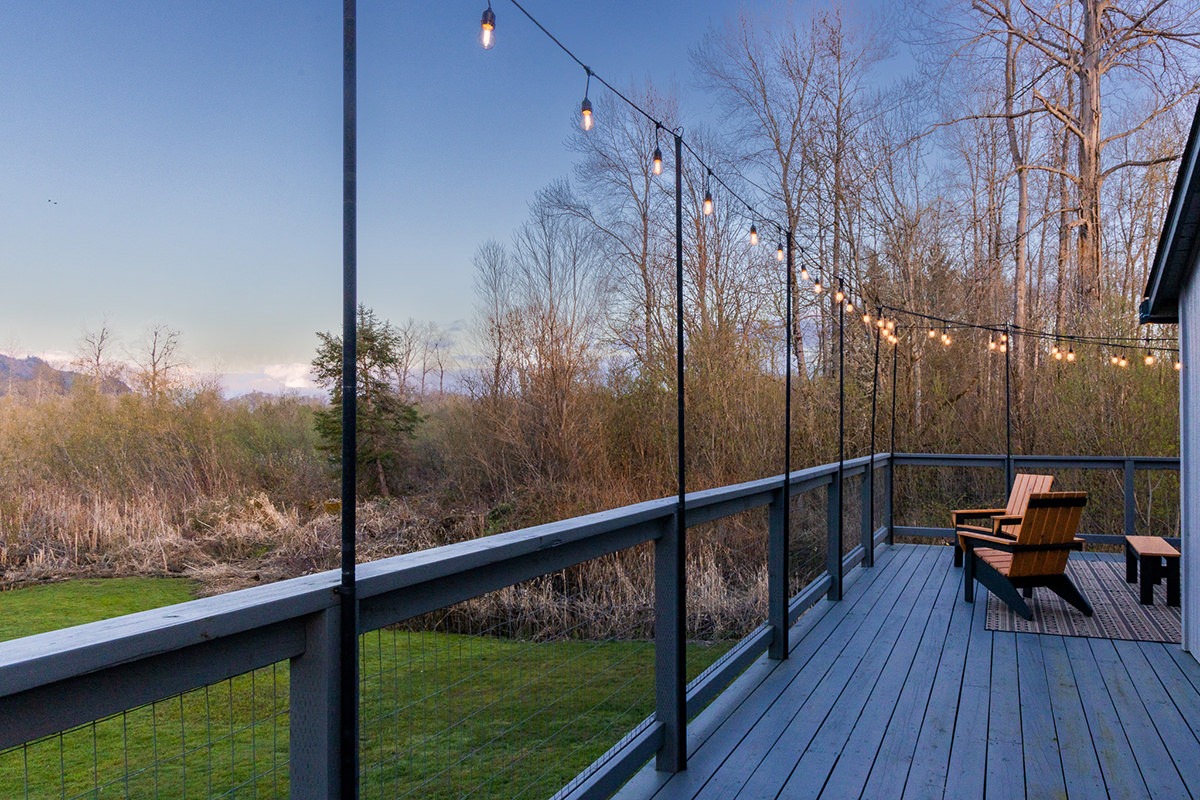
[951,508,1006,524]
[990,515,1023,535]
[958,531,1016,548]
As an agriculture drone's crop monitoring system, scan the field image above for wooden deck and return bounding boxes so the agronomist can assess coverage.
[615,544,1200,799]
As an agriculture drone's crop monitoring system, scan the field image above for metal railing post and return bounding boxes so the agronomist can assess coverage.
[290,606,342,800]
[768,488,789,660]
[1124,459,1137,538]
[655,513,686,771]
[827,474,843,601]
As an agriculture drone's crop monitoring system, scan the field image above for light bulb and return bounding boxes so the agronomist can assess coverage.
[652,146,663,176]
[988,338,997,351]
[845,300,854,313]
[877,319,886,329]
[862,312,872,325]
[749,225,759,246]
[1119,355,1129,368]
[1110,355,1120,366]
[928,328,937,339]
[581,97,594,131]
[889,334,899,344]
[1054,350,1063,361]
[943,335,952,346]
[480,5,496,49]
[1067,348,1076,362]
[800,267,809,281]
[999,343,1007,353]
[1144,352,1155,366]
[1000,333,1008,343]
[1175,360,1183,371]
[1051,343,1059,355]
[886,320,896,331]
[775,244,784,262]
[703,190,714,216]
[813,282,823,294]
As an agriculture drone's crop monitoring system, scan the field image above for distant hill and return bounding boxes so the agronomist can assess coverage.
[0,353,130,397]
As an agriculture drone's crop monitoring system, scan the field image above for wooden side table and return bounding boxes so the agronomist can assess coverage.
[1124,535,1180,607]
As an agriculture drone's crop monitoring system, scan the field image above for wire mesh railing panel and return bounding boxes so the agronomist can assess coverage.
[894,464,1003,534]
[1137,469,1180,537]
[788,488,827,599]
[0,663,289,799]
[685,508,765,688]
[358,541,679,800]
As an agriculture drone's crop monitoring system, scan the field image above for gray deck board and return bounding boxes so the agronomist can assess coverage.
[612,543,1200,800]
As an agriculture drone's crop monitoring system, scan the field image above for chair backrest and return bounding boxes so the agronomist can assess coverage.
[1005,473,1055,516]
[1009,491,1087,577]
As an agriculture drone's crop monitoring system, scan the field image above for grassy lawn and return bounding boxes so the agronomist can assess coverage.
[0,579,731,799]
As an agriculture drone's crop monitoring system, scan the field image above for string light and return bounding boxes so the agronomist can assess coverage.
[652,146,663,176]
[480,1,496,49]
[929,328,938,339]
[800,266,810,281]
[813,281,823,294]
[835,288,845,303]
[845,298,854,313]
[1110,355,1120,366]
[862,312,872,325]
[941,332,952,346]
[1144,351,1156,366]
[1051,343,1060,358]
[703,170,714,216]
[776,241,784,262]
[749,224,759,246]
[888,334,899,345]
[1067,346,1076,362]
[1175,359,1183,371]
[988,335,997,351]
[1119,353,1129,368]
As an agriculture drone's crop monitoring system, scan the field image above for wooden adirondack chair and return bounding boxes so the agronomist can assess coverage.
[961,491,1091,621]
[950,473,1054,566]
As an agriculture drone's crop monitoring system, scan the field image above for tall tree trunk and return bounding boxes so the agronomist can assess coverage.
[1077,0,1105,311]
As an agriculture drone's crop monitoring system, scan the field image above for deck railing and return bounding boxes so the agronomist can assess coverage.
[0,453,1178,798]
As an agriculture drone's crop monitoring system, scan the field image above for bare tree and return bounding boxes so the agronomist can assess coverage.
[131,324,183,399]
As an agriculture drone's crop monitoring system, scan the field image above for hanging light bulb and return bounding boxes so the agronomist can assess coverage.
[1110,354,1120,366]
[941,332,951,345]
[800,266,809,281]
[889,334,899,345]
[1066,347,1076,362]
[652,146,663,176]
[580,69,594,131]
[928,328,937,339]
[845,299,854,313]
[862,312,872,325]
[776,242,784,262]
[749,225,759,246]
[1144,351,1156,366]
[877,318,886,330]
[581,97,594,131]
[886,319,896,332]
[835,289,845,303]
[1119,353,1129,368]
[1000,332,1008,343]
[999,341,1007,353]
[988,336,997,351]
[480,2,496,49]
[813,281,823,294]
[1175,359,1183,371]
[1054,347,1063,361]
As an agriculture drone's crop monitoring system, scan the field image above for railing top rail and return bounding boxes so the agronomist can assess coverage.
[892,453,1179,469]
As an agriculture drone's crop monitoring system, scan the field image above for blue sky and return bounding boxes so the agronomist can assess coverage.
[1,1,889,393]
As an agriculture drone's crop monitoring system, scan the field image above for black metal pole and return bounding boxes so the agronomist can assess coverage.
[868,311,880,564]
[340,1,359,797]
[1005,323,1013,491]
[889,335,898,544]
[783,230,793,567]
[668,131,687,771]
[836,279,845,591]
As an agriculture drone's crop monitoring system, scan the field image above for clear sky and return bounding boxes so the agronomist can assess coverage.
[0,1,887,394]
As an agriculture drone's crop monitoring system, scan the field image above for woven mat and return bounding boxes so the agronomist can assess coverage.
[985,559,1180,643]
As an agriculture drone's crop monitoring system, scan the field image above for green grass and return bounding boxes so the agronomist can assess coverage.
[0,578,197,642]
[0,579,733,799]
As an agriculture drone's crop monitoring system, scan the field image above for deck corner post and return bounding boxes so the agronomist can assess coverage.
[768,487,789,660]
[827,474,843,601]
[290,605,342,800]
[1124,459,1137,538]
[655,513,687,772]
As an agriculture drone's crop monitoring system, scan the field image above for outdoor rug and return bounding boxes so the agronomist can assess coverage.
[984,558,1181,643]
